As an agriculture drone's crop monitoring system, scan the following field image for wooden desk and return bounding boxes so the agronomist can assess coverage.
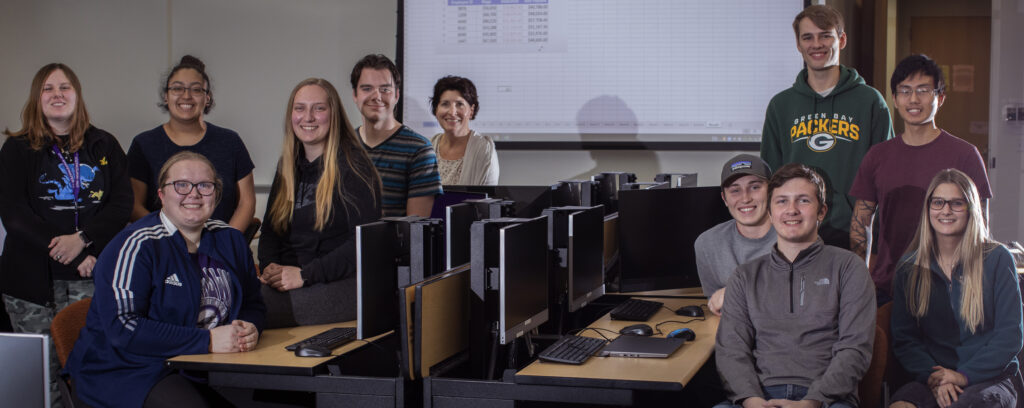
[612,286,706,298]
[426,298,719,407]
[516,297,717,390]
[167,321,406,407]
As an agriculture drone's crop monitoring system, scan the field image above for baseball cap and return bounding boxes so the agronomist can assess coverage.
[721,154,772,188]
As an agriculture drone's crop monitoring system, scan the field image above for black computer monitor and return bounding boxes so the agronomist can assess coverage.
[621,181,669,190]
[617,187,731,292]
[356,221,399,339]
[0,333,49,408]
[429,190,488,219]
[443,185,552,218]
[567,206,605,312]
[654,172,698,188]
[446,198,514,270]
[498,217,549,345]
[550,180,594,207]
[591,172,636,213]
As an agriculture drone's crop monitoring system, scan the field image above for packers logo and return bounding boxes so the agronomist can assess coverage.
[808,133,835,152]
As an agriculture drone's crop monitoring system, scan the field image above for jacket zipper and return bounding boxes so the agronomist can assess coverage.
[789,263,795,313]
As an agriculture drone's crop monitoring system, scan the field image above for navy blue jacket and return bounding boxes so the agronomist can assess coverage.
[66,212,265,407]
[891,245,1023,385]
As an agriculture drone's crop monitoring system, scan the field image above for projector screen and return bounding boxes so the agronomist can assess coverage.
[400,0,805,145]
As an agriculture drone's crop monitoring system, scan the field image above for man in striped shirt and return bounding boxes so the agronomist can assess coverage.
[350,54,442,217]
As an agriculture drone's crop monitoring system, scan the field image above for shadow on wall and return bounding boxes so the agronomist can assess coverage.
[571,95,660,181]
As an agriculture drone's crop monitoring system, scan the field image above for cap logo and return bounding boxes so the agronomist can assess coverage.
[730,161,752,171]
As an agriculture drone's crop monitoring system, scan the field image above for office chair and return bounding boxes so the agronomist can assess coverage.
[51,297,91,408]
[858,325,888,408]
[243,217,262,245]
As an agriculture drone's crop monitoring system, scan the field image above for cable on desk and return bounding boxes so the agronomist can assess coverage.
[653,317,706,335]
[568,327,618,341]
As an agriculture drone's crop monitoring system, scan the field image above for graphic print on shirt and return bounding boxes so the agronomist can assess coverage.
[790,112,861,152]
[197,263,233,329]
[39,160,100,209]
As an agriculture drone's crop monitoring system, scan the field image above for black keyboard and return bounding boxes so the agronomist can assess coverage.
[609,299,663,321]
[538,335,607,365]
[284,327,357,351]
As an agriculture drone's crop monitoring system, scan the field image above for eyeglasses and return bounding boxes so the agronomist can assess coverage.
[929,197,968,212]
[166,86,208,96]
[895,87,940,98]
[163,180,216,196]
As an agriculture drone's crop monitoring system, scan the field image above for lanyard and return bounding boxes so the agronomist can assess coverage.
[51,145,81,230]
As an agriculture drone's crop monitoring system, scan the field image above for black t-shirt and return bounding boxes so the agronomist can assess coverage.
[31,143,107,232]
[287,154,323,265]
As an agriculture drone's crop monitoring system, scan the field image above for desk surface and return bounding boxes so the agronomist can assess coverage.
[515,297,717,390]
[612,286,705,297]
[167,321,388,376]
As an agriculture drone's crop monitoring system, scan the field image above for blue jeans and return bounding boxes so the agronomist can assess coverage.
[713,384,855,408]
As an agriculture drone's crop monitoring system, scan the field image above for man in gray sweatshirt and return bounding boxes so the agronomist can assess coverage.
[714,163,876,408]
[695,154,776,315]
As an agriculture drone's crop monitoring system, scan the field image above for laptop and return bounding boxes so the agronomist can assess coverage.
[599,336,685,358]
[0,333,51,408]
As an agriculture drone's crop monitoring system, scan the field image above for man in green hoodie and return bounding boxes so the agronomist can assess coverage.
[760,4,894,250]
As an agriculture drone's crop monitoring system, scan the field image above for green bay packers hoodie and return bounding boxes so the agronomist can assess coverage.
[760,66,893,248]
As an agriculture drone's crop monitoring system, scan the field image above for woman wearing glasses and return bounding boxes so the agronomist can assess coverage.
[126,55,256,231]
[257,78,381,327]
[890,169,1022,408]
[66,151,265,408]
[0,62,132,407]
[429,75,499,185]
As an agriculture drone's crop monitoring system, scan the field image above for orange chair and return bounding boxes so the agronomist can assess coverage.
[50,297,91,407]
[858,325,888,408]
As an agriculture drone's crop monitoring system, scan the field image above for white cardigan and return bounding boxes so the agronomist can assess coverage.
[431,130,500,185]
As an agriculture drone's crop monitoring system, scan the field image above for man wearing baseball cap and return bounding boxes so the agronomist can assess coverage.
[694,154,776,315]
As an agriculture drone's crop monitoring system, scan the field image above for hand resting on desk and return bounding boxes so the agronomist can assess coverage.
[210,320,260,352]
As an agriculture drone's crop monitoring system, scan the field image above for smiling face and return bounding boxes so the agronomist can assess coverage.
[929,182,969,239]
[894,72,944,127]
[291,84,331,153]
[796,17,846,72]
[164,68,209,122]
[40,69,77,130]
[435,90,474,137]
[722,174,770,230]
[353,68,399,124]
[769,177,826,246]
[158,159,217,233]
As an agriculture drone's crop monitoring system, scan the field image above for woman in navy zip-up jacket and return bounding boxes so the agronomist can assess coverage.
[66,151,265,408]
[890,169,1022,408]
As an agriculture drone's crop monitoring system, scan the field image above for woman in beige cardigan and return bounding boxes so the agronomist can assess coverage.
[429,76,499,186]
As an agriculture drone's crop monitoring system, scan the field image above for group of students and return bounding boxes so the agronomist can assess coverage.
[0,53,499,407]
[695,5,1019,408]
[0,3,1017,408]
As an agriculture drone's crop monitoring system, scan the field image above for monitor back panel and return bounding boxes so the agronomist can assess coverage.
[0,333,49,408]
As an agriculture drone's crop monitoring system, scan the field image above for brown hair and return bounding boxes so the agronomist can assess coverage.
[792,4,845,38]
[157,151,224,206]
[3,63,91,152]
[767,163,827,210]
[430,76,479,119]
[349,54,401,90]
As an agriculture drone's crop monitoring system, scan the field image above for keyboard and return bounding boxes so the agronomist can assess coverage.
[284,327,357,351]
[609,299,664,321]
[538,335,607,365]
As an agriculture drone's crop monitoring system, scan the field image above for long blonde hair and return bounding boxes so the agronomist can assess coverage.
[902,169,994,333]
[267,78,379,233]
[3,63,91,152]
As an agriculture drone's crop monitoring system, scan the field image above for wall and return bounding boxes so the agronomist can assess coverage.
[988,0,1024,243]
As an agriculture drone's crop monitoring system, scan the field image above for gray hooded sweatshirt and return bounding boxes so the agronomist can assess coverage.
[715,239,875,406]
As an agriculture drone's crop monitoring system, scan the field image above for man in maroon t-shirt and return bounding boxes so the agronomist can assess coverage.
[849,54,991,304]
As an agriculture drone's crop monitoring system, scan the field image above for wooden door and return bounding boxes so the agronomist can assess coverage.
[908,16,990,158]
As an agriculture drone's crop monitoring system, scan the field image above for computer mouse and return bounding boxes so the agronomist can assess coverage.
[618,323,654,337]
[675,305,705,318]
[667,328,696,341]
[294,344,332,358]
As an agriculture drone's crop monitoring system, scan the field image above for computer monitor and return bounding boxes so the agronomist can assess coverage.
[591,172,636,214]
[498,217,550,345]
[567,206,605,312]
[0,333,50,408]
[621,181,670,190]
[550,180,594,207]
[443,185,552,218]
[654,172,698,188]
[617,187,731,292]
[446,199,513,270]
[356,221,399,339]
[429,190,488,219]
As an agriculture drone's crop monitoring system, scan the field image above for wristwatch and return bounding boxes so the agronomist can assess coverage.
[78,230,93,248]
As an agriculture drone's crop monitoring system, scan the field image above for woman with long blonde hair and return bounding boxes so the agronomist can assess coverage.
[890,169,1022,408]
[257,78,381,327]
